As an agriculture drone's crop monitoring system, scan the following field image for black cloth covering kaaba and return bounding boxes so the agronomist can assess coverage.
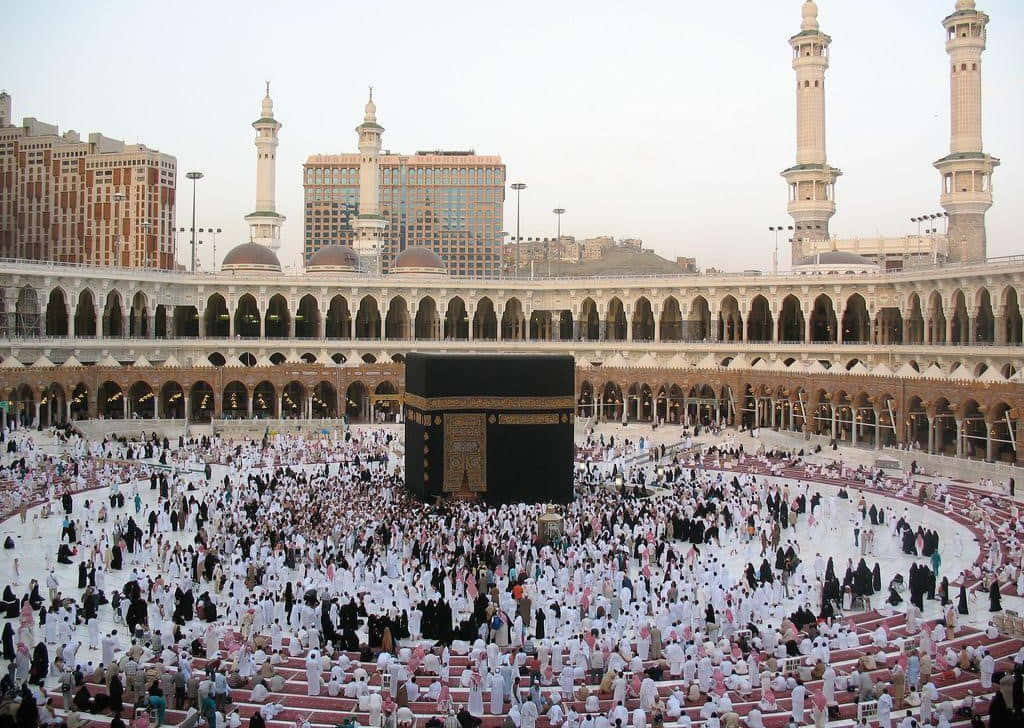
[404,353,574,505]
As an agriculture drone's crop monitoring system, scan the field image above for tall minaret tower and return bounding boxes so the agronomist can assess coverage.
[934,0,999,263]
[244,82,285,250]
[352,87,387,275]
[781,0,841,263]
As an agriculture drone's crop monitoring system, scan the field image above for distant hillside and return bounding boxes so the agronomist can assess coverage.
[513,247,689,277]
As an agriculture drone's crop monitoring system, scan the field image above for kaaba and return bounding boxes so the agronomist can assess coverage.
[404,353,574,505]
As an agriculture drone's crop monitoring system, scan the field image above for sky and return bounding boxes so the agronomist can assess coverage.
[3,0,1022,271]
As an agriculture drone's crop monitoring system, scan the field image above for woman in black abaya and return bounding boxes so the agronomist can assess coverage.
[990,579,1003,612]
[957,583,969,615]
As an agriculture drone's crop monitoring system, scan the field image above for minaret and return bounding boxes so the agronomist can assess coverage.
[781,0,841,263]
[352,87,387,275]
[934,0,999,263]
[244,82,285,250]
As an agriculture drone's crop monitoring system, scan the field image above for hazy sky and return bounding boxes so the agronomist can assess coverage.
[4,0,1022,271]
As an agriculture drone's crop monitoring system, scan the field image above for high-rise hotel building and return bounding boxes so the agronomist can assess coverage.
[0,92,177,269]
[303,101,505,277]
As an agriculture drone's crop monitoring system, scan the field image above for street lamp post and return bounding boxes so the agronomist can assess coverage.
[186,171,204,272]
[768,225,786,273]
[511,182,526,279]
[198,227,223,272]
[552,208,565,278]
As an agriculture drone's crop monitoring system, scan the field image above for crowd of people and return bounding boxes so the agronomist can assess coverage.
[0,419,1019,728]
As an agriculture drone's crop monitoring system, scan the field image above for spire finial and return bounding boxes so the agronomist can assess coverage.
[369,84,373,102]
[265,80,270,96]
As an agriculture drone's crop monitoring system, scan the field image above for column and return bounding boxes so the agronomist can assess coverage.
[468,309,475,341]
[184,396,190,422]
[902,317,911,344]
[247,392,253,418]
[955,420,963,458]
[148,314,157,339]
[599,320,607,341]
[94,305,102,337]
[927,416,935,454]
[306,395,313,420]
[831,406,838,440]
[967,309,977,344]
[597,397,603,422]
[34,401,41,427]
[994,309,1006,345]
[945,316,953,344]
[874,410,883,449]
[197,308,206,337]
[851,413,858,446]
[653,314,661,342]
[318,308,326,339]
[804,315,813,343]
[1016,418,1023,466]
[290,312,297,338]
[123,397,128,420]
[280,393,286,419]
[651,398,657,424]
[573,320,580,341]
[986,422,994,462]
[65,400,72,424]
[626,315,634,342]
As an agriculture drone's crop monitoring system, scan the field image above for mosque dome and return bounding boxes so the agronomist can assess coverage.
[392,246,447,276]
[307,244,360,273]
[221,242,282,273]
[794,249,879,275]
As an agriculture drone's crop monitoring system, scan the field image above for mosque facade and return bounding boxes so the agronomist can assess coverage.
[0,0,1019,463]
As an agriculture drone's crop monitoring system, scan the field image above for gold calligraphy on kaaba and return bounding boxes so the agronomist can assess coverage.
[404,394,575,412]
[443,413,487,496]
[497,413,561,425]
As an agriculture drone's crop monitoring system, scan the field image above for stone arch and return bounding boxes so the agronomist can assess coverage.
[777,295,804,343]
[578,298,599,341]
[39,383,66,427]
[253,381,276,417]
[223,381,248,418]
[556,309,573,340]
[808,294,837,342]
[102,290,124,338]
[312,381,338,418]
[688,295,711,341]
[904,292,925,344]
[42,287,69,337]
[974,288,995,344]
[746,295,773,342]
[281,380,306,418]
[207,352,226,367]
[949,289,969,344]
[600,381,623,422]
[98,380,124,419]
[70,383,89,421]
[632,297,655,341]
[355,295,381,339]
[7,383,35,425]
[74,289,97,337]
[13,286,40,337]
[718,295,742,342]
[345,381,370,422]
[659,296,683,341]
[205,293,229,338]
[444,297,469,340]
[128,381,156,419]
[129,291,149,337]
[234,294,261,338]
[361,353,377,363]
[173,305,199,337]
[415,296,441,340]
[473,297,498,340]
[295,294,321,338]
[300,352,317,364]
[190,381,215,421]
[926,290,946,344]
[238,352,256,367]
[988,401,1016,463]
[326,295,352,338]
[157,381,183,419]
[385,296,411,340]
[373,380,399,421]
[666,383,685,424]
[605,297,627,341]
[264,294,291,338]
[577,381,594,418]
[841,293,870,343]
[626,382,654,422]
[502,298,526,340]
[269,352,286,365]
